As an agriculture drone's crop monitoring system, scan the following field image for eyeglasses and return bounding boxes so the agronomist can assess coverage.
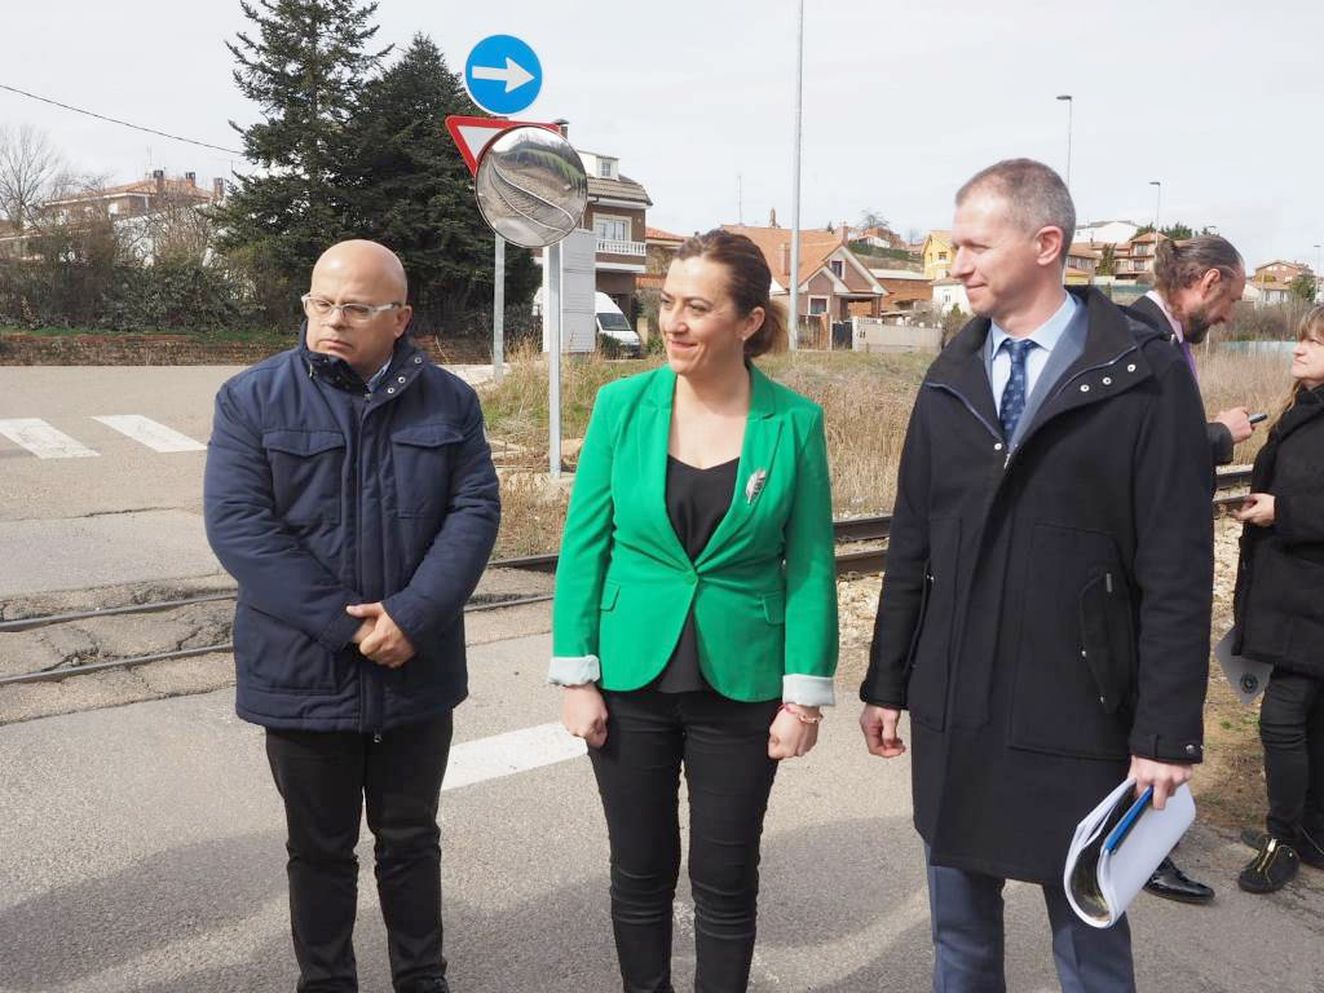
[301,294,403,324]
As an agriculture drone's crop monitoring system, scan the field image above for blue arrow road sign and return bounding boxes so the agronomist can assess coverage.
[464,35,542,116]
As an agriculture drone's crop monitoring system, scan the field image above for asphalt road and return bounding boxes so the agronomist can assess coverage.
[2,630,1322,993]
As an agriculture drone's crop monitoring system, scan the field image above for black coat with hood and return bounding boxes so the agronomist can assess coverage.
[1232,384,1324,679]
[862,287,1214,883]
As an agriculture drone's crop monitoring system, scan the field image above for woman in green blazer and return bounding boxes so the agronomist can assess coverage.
[549,229,838,992]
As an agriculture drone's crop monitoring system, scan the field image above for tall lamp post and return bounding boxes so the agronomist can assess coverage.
[1056,94,1073,187]
[1315,243,1322,303]
[1148,180,1162,280]
[788,0,804,351]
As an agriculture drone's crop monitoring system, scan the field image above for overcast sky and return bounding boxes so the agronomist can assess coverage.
[4,1,1322,268]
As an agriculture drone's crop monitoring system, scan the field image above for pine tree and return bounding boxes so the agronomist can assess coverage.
[216,0,389,320]
[338,34,538,333]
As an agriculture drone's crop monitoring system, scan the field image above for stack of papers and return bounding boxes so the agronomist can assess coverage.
[1064,778,1196,928]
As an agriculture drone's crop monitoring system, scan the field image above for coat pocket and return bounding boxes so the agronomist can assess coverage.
[233,601,346,692]
[907,517,959,731]
[1009,523,1132,760]
[262,429,345,525]
[391,421,464,519]
[1078,570,1137,715]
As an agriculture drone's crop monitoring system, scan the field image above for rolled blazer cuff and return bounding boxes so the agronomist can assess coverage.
[548,654,601,686]
[783,673,836,707]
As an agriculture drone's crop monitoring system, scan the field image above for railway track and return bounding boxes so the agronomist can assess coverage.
[0,468,1252,690]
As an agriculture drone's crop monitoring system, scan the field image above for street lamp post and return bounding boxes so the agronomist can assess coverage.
[1148,180,1162,279]
[1056,94,1073,187]
[788,0,804,351]
[1315,244,1322,302]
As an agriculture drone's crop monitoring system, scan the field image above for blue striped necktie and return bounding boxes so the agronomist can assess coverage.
[999,338,1036,440]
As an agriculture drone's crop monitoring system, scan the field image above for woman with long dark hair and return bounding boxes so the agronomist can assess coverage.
[1233,305,1324,893]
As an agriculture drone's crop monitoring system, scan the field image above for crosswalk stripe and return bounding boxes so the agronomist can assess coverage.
[92,415,205,453]
[0,418,99,459]
[443,721,586,792]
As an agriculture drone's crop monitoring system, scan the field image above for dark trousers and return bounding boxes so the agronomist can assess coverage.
[265,714,454,993]
[926,857,1135,993]
[589,689,780,993]
[1260,668,1324,846]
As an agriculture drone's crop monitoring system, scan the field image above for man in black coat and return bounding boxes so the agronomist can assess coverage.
[860,160,1213,992]
[1124,235,1251,905]
[1125,234,1254,466]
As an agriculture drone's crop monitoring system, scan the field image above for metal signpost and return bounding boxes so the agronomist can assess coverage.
[448,36,587,478]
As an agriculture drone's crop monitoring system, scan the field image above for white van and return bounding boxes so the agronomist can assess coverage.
[594,292,642,356]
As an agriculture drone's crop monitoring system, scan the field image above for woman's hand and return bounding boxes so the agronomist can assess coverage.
[562,684,608,748]
[1235,493,1276,527]
[768,704,820,760]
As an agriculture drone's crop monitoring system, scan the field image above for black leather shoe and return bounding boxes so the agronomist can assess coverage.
[1242,827,1324,869]
[1144,855,1215,904]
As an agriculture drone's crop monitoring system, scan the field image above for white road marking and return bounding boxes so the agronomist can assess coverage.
[443,721,586,791]
[0,418,98,459]
[92,415,205,453]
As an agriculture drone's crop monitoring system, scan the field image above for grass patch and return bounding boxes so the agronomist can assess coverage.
[1197,346,1298,465]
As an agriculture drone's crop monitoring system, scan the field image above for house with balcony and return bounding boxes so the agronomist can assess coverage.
[577,151,652,320]
[1110,231,1164,282]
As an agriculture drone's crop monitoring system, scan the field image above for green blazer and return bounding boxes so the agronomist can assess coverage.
[549,363,839,704]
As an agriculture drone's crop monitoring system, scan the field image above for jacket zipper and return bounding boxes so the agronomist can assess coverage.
[356,388,374,734]
[937,343,1143,474]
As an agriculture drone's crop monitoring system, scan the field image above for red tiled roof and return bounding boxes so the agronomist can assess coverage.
[720,224,845,288]
[645,226,686,243]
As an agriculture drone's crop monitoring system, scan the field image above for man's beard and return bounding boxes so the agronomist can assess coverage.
[1183,306,1215,344]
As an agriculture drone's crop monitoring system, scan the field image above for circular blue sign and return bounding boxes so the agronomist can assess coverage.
[464,35,543,116]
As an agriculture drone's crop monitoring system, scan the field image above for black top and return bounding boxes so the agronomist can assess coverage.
[654,455,739,693]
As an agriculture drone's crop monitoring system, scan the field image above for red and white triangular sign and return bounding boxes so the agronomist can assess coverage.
[445,115,560,176]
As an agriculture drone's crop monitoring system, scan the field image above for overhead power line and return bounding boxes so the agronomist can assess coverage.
[0,82,244,156]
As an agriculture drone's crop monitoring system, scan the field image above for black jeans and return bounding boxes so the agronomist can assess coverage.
[265,714,454,993]
[1261,669,1324,846]
[589,689,781,993]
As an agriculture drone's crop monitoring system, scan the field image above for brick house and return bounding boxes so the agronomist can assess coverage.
[723,224,887,327]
